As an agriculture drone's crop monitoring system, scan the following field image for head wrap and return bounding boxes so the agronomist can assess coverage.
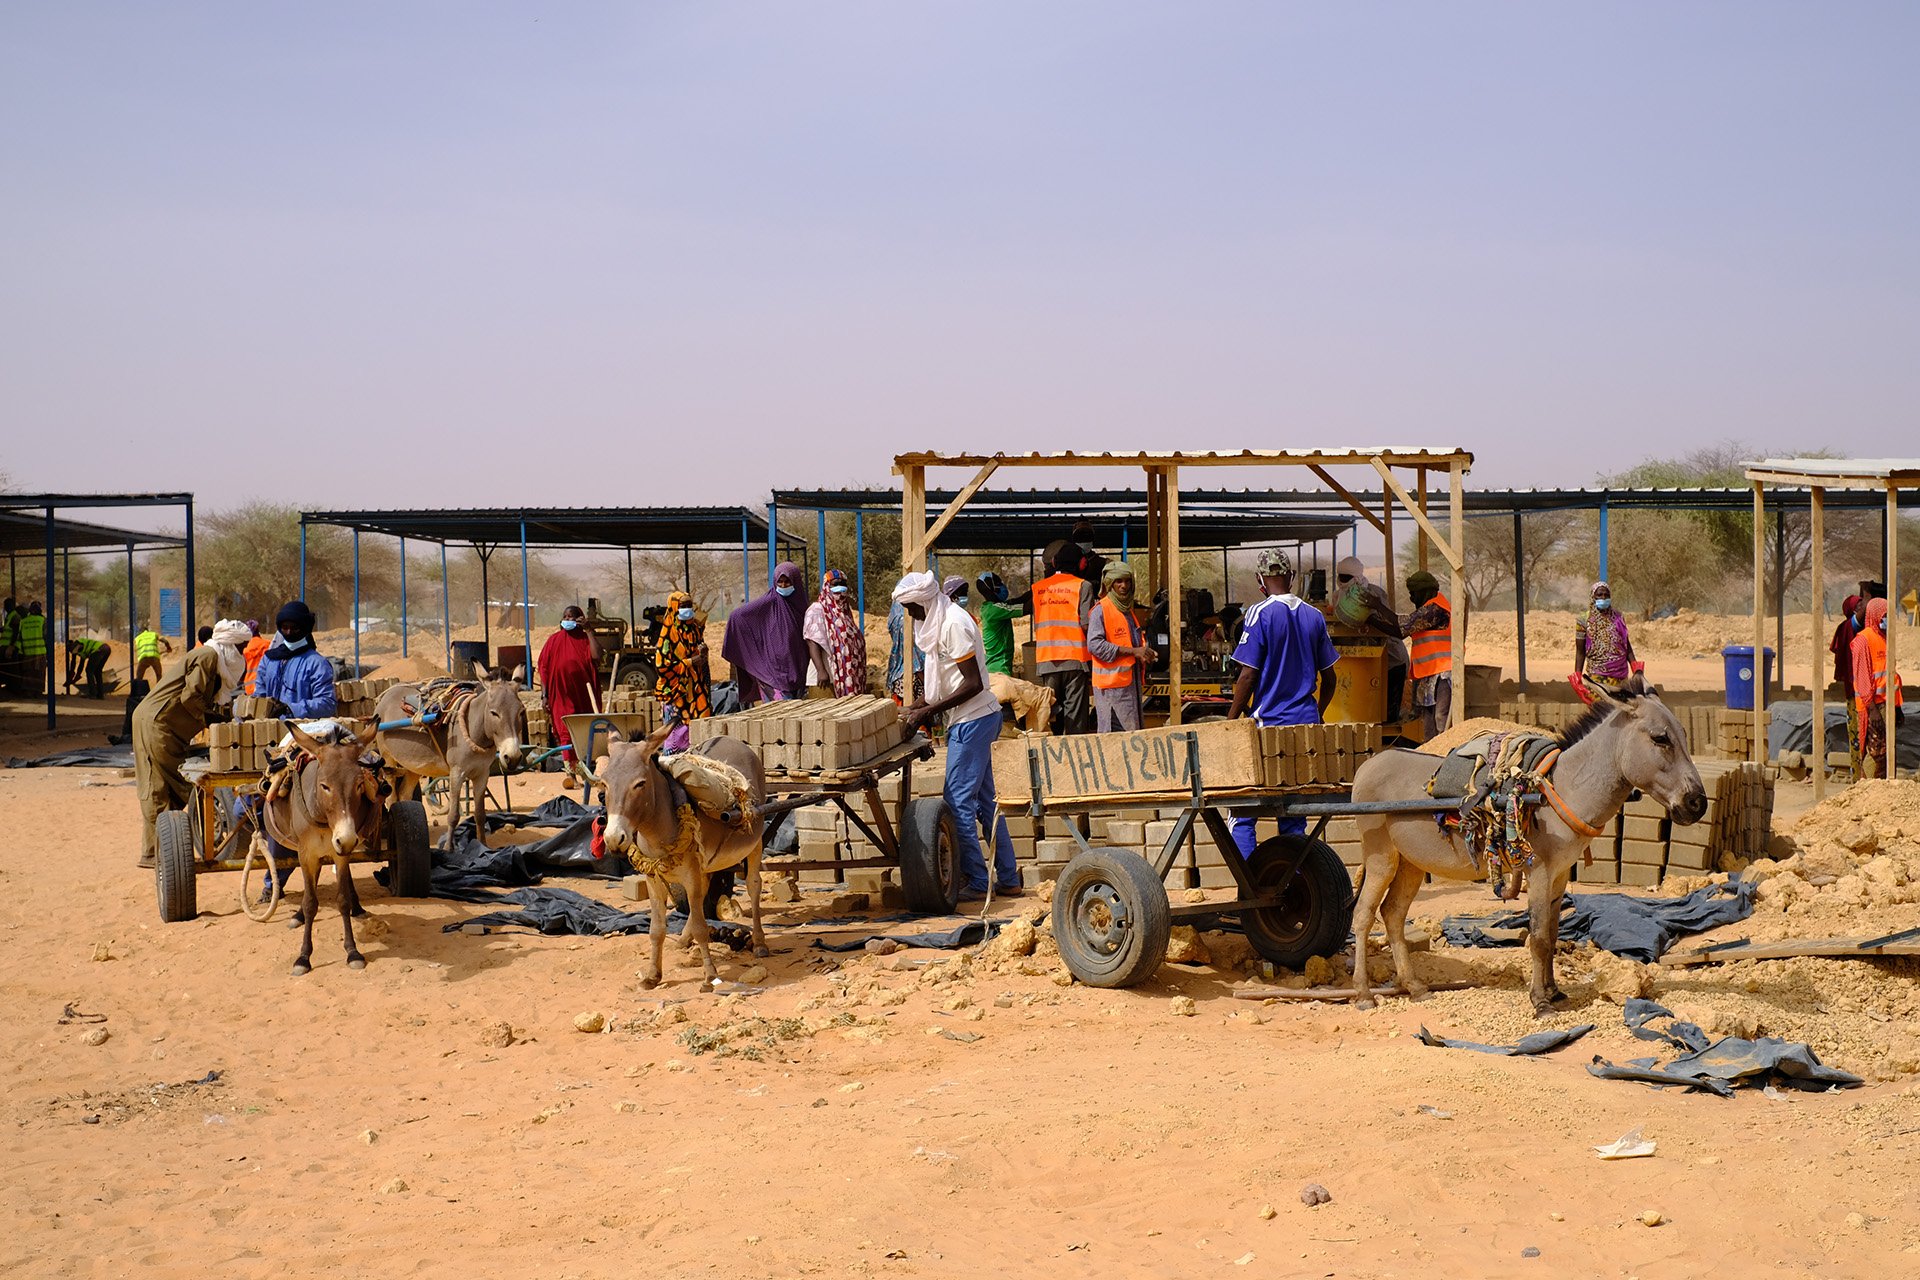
[1407,570,1439,597]
[1865,597,1889,631]
[1842,594,1861,619]
[1591,581,1610,599]
[245,619,260,636]
[1052,542,1084,574]
[1257,549,1294,578]
[721,562,812,694]
[822,568,848,592]
[976,571,1008,603]
[1102,560,1135,587]
[207,618,252,703]
[1335,556,1365,583]
[891,571,950,655]
[943,575,967,600]
[275,600,316,643]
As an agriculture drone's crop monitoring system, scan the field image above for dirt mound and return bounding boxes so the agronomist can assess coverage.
[365,653,454,683]
[1419,717,1536,755]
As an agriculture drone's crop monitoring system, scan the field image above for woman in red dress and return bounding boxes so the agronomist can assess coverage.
[537,604,600,780]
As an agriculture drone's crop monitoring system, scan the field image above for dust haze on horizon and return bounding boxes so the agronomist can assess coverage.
[3,3,1916,525]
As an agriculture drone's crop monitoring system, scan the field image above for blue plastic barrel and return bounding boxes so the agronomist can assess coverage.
[1721,645,1774,710]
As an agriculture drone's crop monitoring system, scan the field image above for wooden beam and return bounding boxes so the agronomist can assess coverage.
[1752,482,1766,765]
[1306,465,1386,533]
[1810,486,1825,802]
[1449,461,1466,728]
[1165,466,1183,725]
[901,465,927,573]
[893,448,1476,470]
[1416,465,1430,573]
[902,458,1000,567]
[1369,457,1463,572]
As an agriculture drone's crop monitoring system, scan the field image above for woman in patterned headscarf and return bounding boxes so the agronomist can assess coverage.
[803,569,869,696]
[1574,581,1636,690]
[654,591,711,751]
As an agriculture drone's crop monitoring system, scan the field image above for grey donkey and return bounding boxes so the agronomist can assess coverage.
[375,663,528,849]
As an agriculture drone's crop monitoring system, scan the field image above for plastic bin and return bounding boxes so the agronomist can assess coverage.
[1721,645,1774,710]
[1327,639,1388,724]
[450,640,488,676]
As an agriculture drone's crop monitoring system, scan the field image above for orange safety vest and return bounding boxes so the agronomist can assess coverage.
[1031,572,1091,666]
[1857,629,1905,710]
[1091,597,1138,690]
[1410,592,1452,679]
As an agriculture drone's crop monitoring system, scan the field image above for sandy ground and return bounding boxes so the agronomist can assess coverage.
[4,755,1920,1280]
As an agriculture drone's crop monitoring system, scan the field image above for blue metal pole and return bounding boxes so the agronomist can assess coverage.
[1598,497,1611,582]
[767,500,778,588]
[399,536,408,658]
[817,508,828,575]
[520,518,531,688]
[440,542,451,674]
[854,508,866,625]
[1120,524,1129,562]
[298,522,307,600]
[352,527,361,674]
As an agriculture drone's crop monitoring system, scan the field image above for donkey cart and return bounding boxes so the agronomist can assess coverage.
[154,759,434,924]
[1006,725,1486,989]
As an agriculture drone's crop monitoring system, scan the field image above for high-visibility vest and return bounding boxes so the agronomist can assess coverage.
[17,614,45,656]
[1410,592,1453,679]
[1091,597,1138,690]
[1031,573,1090,666]
[135,630,163,660]
[74,637,107,658]
[1860,630,1905,708]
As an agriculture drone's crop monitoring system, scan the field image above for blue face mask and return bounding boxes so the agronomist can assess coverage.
[1595,598,1612,611]
[561,619,579,631]
[776,585,795,598]
[677,607,695,621]
[954,594,969,607]
[281,635,310,651]
[830,585,849,596]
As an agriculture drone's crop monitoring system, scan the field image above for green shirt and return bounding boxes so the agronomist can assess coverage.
[978,601,1025,676]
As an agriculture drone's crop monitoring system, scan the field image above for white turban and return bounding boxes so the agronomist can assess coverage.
[890,571,949,655]
[208,618,251,704]
[1336,556,1368,583]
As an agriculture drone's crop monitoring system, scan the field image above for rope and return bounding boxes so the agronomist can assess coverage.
[1532,748,1607,839]
[239,832,284,923]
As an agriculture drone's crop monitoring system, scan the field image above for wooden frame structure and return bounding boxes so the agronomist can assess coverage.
[894,449,1473,726]
[1743,457,1920,795]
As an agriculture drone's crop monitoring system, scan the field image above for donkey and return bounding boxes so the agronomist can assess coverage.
[989,671,1057,734]
[375,663,528,848]
[257,723,389,975]
[594,726,770,989]
[1346,675,1708,1014]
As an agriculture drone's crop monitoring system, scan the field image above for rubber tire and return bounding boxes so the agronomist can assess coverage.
[1240,835,1354,969]
[1050,847,1172,989]
[388,800,432,898]
[897,796,960,915]
[156,810,198,923]
[615,662,657,692]
[668,866,737,920]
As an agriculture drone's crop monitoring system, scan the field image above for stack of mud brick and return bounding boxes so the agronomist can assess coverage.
[1497,700,1730,758]
[1258,723,1383,788]
[204,719,287,773]
[1715,708,1769,761]
[780,743,944,895]
[603,688,661,721]
[332,678,398,722]
[691,695,900,776]
[517,688,552,748]
[1573,758,1770,886]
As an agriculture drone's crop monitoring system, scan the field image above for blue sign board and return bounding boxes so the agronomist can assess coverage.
[158,588,182,637]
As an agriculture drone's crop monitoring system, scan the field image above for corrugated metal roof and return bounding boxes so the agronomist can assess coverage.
[301,507,803,549]
[1745,458,1920,487]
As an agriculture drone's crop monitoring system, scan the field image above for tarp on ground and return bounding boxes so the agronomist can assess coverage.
[5,745,135,769]
[1765,700,1920,763]
[1440,881,1757,963]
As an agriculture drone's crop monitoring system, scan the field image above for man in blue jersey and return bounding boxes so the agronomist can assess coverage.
[1227,549,1339,854]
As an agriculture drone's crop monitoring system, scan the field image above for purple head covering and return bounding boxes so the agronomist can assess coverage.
[722,561,812,695]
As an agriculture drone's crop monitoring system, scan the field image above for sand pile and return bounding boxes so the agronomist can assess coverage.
[365,653,454,683]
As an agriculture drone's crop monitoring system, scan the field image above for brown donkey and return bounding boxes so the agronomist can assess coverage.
[595,726,770,989]
[258,724,389,975]
[375,663,528,848]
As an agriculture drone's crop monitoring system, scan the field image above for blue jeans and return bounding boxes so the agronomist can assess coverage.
[944,711,1019,892]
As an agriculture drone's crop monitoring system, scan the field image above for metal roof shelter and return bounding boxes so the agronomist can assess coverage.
[884,449,1475,725]
[1743,458,1920,795]
[0,493,194,732]
[299,506,804,679]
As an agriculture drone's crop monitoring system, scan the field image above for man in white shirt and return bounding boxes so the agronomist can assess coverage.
[892,571,1021,901]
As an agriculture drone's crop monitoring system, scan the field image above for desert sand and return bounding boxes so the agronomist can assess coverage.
[4,746,1920,1280]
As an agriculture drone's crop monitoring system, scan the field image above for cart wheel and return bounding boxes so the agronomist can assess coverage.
[898,796,959,915]
[615,662,657,692]
[156,810,198,923]
[669,867,736,920]
[388,800,432,898]
[1240,835,1354,969]
[1051,848,1171,988]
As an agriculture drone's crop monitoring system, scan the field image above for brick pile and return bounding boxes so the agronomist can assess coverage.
[691,695,901,776]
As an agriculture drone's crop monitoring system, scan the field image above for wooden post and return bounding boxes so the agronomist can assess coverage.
[1381,479,1397,612]
[1811,486,1825,802]
[1752,483,1766,765]
[1887,483,1900,779]
[1416,465,1430,573]
[1448,462,1466,727]
[1144,469,1163,599]
[1165,466,1183,726]
[901,464,927,574]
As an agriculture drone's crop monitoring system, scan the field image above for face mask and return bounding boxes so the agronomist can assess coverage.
[776,585,795,598]
[830,585,849,596]
[1880,620,1888,635]
[954,594,969,607]
[677,607,695,621]
[1595,598,1612,611]
[561,619,579,631]
[281,635,310,651]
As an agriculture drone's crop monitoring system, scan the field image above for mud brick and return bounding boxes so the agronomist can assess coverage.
[1620,838,1667,867]
[1575,856,1620,885]
[843,869,889,895]
[1665,843,1713,872]
[1618,862,1661,888]
[1035,838,1082,862]
[1029,860,1072,885]
[1622,815,1664,844]
[1104,819,1147,846]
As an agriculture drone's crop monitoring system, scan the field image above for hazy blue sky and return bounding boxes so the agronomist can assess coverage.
[4,3,1916,522]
